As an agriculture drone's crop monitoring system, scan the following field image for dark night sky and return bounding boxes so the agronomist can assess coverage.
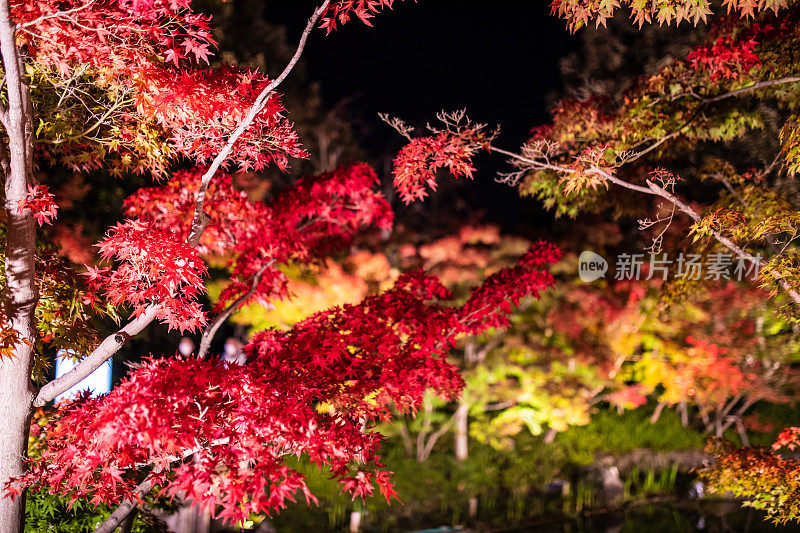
[265,1,577,232]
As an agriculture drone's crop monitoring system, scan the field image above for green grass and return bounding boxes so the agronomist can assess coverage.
[554,406,707,466]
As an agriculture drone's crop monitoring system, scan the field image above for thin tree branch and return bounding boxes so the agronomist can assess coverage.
[623,128,686,164]
[94,434,235,532]
[41,92,133,144]
[118,508,137,533]
[712,173,782,256]
[702,76,800,104]
[418,413,456,463]
[17,1,95,30]
[187,0,330,247]
[197,261,272,360]
[34,306,159,406]
[415,397,433,460]
[483,400,516,412]
[92,469,160,533]
[494,147,800,307]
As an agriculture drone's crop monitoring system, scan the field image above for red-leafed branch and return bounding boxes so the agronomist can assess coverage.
[186,0,331,247]
[493,147,800,307]
[17,0,94,31]
[16,245,560,524]
[32,1,331,408]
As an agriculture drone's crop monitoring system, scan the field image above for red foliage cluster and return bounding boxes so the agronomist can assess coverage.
[5,0,573,524]
[270,162,393,256]
[13,0,214,78]
[320,0,400,32]
[17,185,58,227]
[122,169,251,257]
[13,243,560,522]
[106,163,391,329]
[410,225,505,286]
[688,35,761,80]
[774,427,800,451]
[215,163,393,311]
[134,67,305,173]
[85,221,208,332]
[17,0,305,177]
[704,438,800,507]
[392,126,494,204]
[679,336,760,405]
[538,97,613,145]
[458,243,563,333]
[548,278,647,347]
[605,384,649,410]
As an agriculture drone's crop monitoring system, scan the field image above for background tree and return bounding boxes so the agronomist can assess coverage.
[385,0,800,522]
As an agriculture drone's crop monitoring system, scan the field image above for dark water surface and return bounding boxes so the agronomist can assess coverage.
[501,501,800,533]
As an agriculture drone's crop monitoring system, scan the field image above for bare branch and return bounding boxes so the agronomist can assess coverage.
[34,305,159,406]
[197,261,272,360]
[601,166,800,306]
[378,113,414,140]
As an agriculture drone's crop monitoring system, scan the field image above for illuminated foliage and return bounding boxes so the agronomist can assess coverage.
[384,2,800,520]
[0,0,563,528]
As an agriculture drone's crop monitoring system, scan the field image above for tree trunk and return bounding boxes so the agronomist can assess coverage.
[0,378,33,532]
[454,400,469,461]
[398,423,414,457]
[119,508,137,533]
[650,402,666,424]
[349,510,362,533]
[735,416,750,447]
[678,401,689,427]
[468,496,478,518]
[0,0,37,530]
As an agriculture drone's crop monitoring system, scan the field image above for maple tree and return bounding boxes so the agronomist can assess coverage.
[387,2,800,309]
[456,227,800,450]
[219,223,564,465]
[0,0,567,531]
